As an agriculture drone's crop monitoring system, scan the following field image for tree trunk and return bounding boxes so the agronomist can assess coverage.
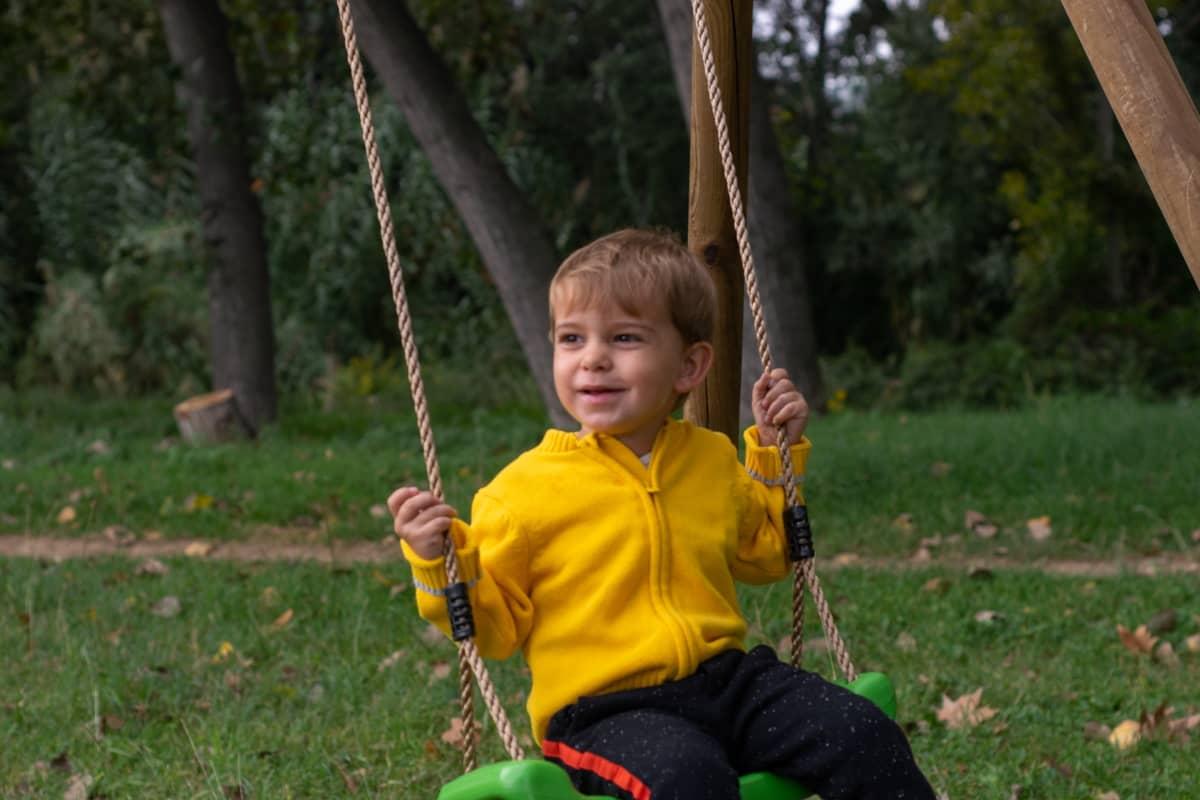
[655,0,827,422]
[160,0,277,431]
[347,0,569,426]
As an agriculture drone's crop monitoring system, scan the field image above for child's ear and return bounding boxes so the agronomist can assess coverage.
[675,341,714,394]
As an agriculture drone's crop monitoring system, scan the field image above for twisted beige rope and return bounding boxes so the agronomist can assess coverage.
[690,0,857,683]
[334,0,525,769]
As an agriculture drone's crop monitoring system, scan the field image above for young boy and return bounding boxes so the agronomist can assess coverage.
[389,229,935,799]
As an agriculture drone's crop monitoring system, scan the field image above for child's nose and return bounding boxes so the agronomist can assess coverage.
[581,343,610,370]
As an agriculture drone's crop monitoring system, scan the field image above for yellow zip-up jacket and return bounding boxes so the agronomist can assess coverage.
[402,418,810,743]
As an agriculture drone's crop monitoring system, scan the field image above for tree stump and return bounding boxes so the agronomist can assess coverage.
[173,389,254,444]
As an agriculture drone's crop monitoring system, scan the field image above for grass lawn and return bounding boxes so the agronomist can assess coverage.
[2,391,1198,798]
[2,391,1197,561]
[2,558,1197,798]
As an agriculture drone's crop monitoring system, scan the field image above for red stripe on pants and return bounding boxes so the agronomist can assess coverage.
[542,739,652,800]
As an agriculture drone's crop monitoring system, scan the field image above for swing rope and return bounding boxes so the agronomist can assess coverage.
[690,0,857,683]
[334,0,526,769]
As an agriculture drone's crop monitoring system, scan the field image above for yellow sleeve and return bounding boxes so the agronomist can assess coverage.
[400,492,533,659]
[731,427,812,584]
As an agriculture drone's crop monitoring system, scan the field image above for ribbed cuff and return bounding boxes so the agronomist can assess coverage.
[743,427,811,485]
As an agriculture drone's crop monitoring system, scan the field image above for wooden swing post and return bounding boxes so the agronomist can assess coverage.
[685,0,753,441]
[1061,0,1200,290]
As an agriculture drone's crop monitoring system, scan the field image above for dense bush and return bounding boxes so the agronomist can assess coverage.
[822,304,1200,413]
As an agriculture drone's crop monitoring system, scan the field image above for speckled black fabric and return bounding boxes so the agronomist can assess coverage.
[543,646,935,799]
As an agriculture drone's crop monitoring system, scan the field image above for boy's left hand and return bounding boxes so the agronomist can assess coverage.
[752,368,809,446]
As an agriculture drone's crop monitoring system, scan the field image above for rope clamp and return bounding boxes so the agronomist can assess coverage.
[784,505,814,561]
[445,582,476,641]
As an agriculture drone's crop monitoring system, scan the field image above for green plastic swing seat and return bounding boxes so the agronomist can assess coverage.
[437,672,896,800]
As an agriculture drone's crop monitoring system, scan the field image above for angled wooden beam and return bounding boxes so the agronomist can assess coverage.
[1062,0,1200,290]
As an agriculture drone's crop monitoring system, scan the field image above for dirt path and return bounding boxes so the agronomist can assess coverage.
[1,533,1198,577]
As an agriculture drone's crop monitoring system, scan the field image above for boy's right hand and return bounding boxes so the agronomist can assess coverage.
[387,487,456,560]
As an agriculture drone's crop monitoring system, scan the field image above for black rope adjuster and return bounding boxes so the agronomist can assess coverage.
[445,582,476,641]
[784,505,814,561]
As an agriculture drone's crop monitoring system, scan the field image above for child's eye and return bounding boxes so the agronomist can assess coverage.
[614,333,641,343]
[557,333,581,345]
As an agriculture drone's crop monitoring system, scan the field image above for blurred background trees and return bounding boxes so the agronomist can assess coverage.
[1,0,1197,416]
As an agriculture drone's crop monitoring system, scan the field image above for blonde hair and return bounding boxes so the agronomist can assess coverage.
[549,229,717,343]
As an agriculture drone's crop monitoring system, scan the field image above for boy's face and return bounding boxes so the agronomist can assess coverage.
[552,296,711,455]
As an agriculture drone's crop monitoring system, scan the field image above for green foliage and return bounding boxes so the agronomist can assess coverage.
[21,226,208,395]
[21,269,124,391]
[17,91,207,394]
[1,0,1196,408]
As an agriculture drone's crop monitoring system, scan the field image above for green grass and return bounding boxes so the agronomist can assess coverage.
[1,391,1199,797]
[2,557,1197,798]
[2,391,1197,560]
[0,390,547,543]
[805,395,1200,559]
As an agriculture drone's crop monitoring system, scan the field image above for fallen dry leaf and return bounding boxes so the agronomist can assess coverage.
[1095,793,1120,800]
[56,506,77,525]
[135,558,169,577]
[211,641,236,664]
[87,439,111,455]
[922,577,951,594]
[184,541,214,558]
[1155,641,1180,669]
[1116,624,1158,655]
[64,772,93,800]
[896,632,917,652]
[429,661,452,683]
[935,688,997,730]
[334,760,360,794]
[964,509,998,539]
[891,513,915,534]
[974,610,1004,624]
[421,624,447,646]
[150,596,181,618]
[270,608,294,630]
[370,503,389,519]
[440,716,467,747]
[1108,719,1140,750]
[184,493,215,512]
[103,525,136,547]
[929,461,953,477]
[1026,515,1052,541]
[1185,634,1200,653]
[377,650,406,672]
[1167,712,1200,743]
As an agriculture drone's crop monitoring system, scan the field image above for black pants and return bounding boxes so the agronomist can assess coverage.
[542,646,935,800]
